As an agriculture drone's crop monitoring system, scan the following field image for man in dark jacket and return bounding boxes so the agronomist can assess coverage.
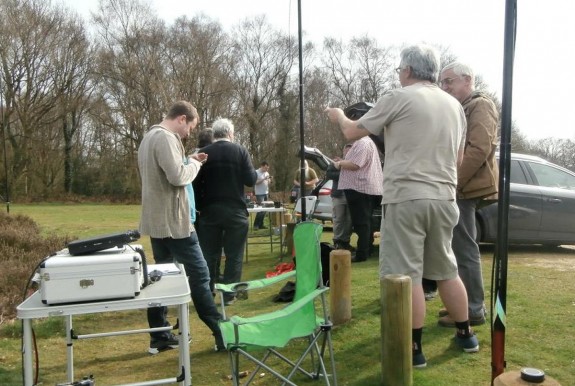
[193,118,257,304]
[438,61,499,327]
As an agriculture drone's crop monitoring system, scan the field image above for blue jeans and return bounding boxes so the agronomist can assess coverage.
[196,205,249,290]
[147,232,222,341]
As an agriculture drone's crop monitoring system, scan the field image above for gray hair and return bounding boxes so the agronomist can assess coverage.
[212,118,234,139]
[400,45,441,83]
[442,61,476,87]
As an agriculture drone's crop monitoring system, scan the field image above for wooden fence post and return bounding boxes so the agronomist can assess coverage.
[494,371,561,386]
[381,274,412,386]
[329,249,351,325]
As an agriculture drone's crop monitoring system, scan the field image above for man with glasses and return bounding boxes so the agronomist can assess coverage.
[437,62,499,328]
[326,44,478,368]
[138,101,225,353]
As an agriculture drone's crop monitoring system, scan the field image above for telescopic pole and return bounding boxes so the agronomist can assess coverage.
[297,0,306,220]
[491,0,517,382]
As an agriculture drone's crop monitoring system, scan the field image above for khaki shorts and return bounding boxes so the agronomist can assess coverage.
[379,199,459,285]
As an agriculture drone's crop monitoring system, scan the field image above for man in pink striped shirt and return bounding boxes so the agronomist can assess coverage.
[333,136,383,262]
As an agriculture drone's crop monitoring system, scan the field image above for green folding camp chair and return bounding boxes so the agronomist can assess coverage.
[216,221,337,386]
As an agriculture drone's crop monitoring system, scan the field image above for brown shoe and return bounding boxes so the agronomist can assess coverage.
[438,314,486,328]
[438,308,449,317]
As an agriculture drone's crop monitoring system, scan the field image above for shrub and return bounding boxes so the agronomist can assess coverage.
[0,212,70,324]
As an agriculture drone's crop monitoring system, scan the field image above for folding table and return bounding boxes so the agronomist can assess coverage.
[17,264,191,386]
[246,206,286,262]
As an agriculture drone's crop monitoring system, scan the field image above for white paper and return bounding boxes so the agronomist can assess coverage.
[148,263,181,275]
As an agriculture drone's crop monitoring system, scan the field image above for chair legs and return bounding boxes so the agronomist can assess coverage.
[222,222,337,386]
[228,348,298,386]
[227,326,337,386]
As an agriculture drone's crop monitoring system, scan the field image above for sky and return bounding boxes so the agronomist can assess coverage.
[60,0,575,141]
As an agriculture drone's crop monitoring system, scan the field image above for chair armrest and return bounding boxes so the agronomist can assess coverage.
[228,287,329,326]
[215,270,296,294]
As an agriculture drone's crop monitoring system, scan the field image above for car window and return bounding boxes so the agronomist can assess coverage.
[528,162,575,190]
[510,160,528,184]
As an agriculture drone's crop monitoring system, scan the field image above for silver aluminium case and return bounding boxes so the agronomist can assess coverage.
[39,245,144,305]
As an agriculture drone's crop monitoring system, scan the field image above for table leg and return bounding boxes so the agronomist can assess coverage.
[178,303,191,386]
[268,212,273,253]
[66,315,74,382]
[22,319,33,386]
[279,211,284,260]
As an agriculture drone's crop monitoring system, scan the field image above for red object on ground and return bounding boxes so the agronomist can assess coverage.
[265,262,295,278]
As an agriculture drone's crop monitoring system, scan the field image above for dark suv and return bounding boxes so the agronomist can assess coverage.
[476,153,575,245]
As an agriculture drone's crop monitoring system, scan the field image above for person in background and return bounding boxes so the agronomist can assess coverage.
[422,277,439,301]
[293,160,319,198]
[193,118,257,305]
[192,127,220,279]
[138,101,224,353]
[253,161,271,230]
[189,128,214,221]
[333,137,383,263]
[196,127,214,150]
[325,44,478,368]
[328,144,354,251]
[436,61,499,327]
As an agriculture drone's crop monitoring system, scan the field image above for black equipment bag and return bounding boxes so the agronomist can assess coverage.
[67,230,141,256]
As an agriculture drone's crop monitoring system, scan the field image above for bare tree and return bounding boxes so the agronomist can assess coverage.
[528,137,575,171]
[351,36,395,102]
[229,15,297,161]
[93,0,168,137]
[322,37,359,107]
[303,67,343,159]
[436,44,458,75]
[323,36,396,106]
[49,12,95,194]
[164,14,236,152]
[0,1,540,201]
[0,0,96,198]
[92,0,168,197]
[510,125,530,154]
[272,76,299,192]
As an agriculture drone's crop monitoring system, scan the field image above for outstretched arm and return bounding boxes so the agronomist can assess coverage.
[325,107,370,141]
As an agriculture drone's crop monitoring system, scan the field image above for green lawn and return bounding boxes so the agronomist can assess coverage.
[1,204,574,385]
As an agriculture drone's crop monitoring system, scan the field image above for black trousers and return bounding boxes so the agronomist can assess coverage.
[344,189,381,260]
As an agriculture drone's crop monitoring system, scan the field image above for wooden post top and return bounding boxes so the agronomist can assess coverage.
[494,370,561,386]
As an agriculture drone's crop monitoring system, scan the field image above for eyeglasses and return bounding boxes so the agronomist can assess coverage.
[439,77,459,87]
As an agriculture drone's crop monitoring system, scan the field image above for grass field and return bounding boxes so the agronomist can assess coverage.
[1,204,574,385]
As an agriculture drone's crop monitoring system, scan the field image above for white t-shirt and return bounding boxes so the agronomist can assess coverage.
[359,83,466,204]
[254,168,270,195]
